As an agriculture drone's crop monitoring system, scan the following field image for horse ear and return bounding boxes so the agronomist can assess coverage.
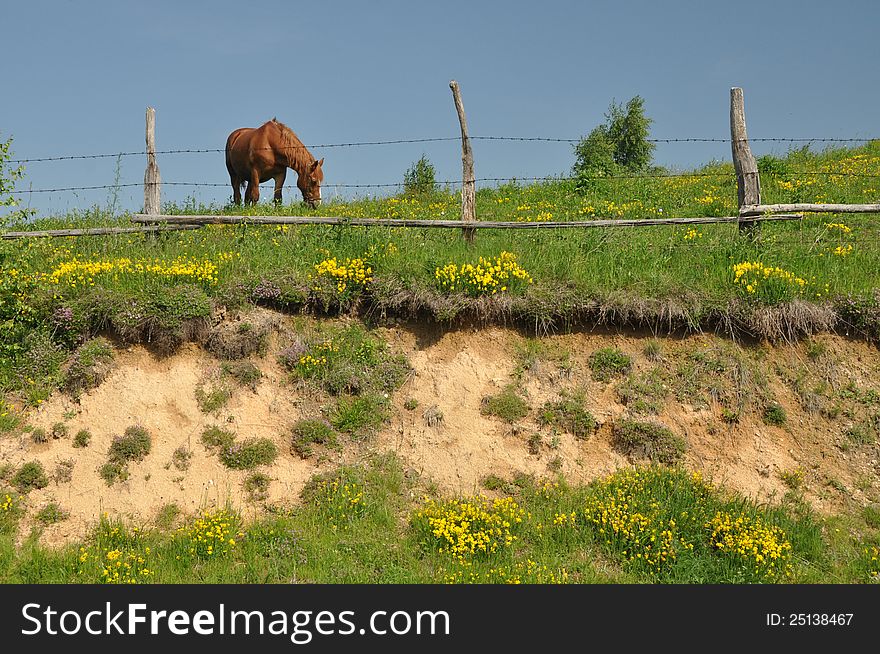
[311,158,324,171]
[317,157,324,167]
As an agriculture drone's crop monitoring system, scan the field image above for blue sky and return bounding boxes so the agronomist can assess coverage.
[2,0,878,216]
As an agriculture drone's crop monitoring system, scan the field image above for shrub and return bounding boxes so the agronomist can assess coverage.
[219,438,278,470]
[200,425,236,451]
[63,337,114,396]
[330,394,390,436]
[403,154,437,195]
[108,426,152,463]
[195,383,232,413]
[481,385,529,423]
[54,459,74,484]
[538,389,597,438]
[612,418,686,464]
[31,427,48,444]
[35,502,68,525]
[573,96,655,187]
[244,472,271,502]
[12,461,49,493]
[73,429,92,448]
[51,422,68,439]
[762,403,787,426]
[291,419,337,459]
[171,446,192,471]
[221,360,262,390]
[589,347,632,382]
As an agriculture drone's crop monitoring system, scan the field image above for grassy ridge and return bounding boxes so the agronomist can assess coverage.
[2,456,879,584]
[1,143,880,393]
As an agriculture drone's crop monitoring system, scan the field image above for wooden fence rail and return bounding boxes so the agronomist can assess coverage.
[1,225,202,240]
[131,213,803,229]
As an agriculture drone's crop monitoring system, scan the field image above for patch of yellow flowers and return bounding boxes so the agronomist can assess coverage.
[415,496,524,562]
[434,251,533,296]
[732,261,807,296]
[180,508,237,558]
[312,478,365,531]
[77,544,153,584]
[441,559,569,584]
[47,252,236,289]
[706,511,793,580]
[298,339,339,374]
[312,256,373,295]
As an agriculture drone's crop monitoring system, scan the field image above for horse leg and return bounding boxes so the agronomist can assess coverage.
[273,170,287,204]
[246,170,261,204]
[230,177,242,205]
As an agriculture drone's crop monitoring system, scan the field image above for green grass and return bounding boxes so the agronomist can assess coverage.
[290,418,338,459]
[589,347,633,382]
[1,457,875,584]
[481,385,530,423]
[11,462,49,493]
[1,143,880,389]
[612,418,687,464]
[219,438,278,470]
[538,389,597,438]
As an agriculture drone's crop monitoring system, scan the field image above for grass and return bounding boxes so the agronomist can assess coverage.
[481,385,530,423]
[195,382,232,414]
[100,426,152,485]
[1,144,879,395]
[538,389,597,438]
[0,456,877,584]
[72,429,92,448]
[200,425,236,451]
[35,502,68,525]
[219,438,278,470]
[220,360,262,390]
[589,347,632,382]
[11,462,49,493]
[612,418,687,464]
[290,418,338,459]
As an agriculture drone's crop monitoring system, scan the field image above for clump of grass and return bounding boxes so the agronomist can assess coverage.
[35,502,68,525]
[195,382,232,413]
[219,438,278,470]
[221,360,262,390]
[481,474,507,491]
[200,425,236,451]
[612,418,686,464]
[50,422,69,439]
[527,431,543,455]
[285,323,410,396]
[779,468,804,490]
[481,385,529,423]
[329,393,390,437]
[12,461,49,493]
[762,403,787,426]
[31,427,49,444]
[63,337,114,396]
[244,472,271,502]
[155,503,181,530]
[403,398,419,411]
[643,339,663,361]
[72,429,92,448]
[589,347,632,382]
[845,421,877,447]
[291,419,337,459]
[100,426,152,486]
[805,339,827,360]
[538,389,597,438]
[54,459,74,484]
[108,426,152,463]
[616,369,668,414]
[171,446,192,471]
[423,405,444,427]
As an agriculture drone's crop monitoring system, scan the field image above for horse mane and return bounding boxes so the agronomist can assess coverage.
[270,119,315,172]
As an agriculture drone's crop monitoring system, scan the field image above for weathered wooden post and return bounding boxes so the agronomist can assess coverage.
[144,107,161,215]
[730,88,760,235]
[449,80,476,244]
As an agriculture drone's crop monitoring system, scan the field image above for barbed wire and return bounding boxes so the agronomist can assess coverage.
[8,135,879,164]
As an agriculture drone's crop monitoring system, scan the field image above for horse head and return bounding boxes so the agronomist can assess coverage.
[298,157,324,207]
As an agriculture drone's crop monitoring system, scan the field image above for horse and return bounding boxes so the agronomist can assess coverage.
[225,118,324,207]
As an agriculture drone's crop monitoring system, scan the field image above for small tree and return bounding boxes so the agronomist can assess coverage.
[403,154,437,195]
[0,134,26,226]
[573,96,655,187]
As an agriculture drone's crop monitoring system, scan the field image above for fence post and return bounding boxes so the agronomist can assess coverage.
[730,88,760,235]
[449,80,476,244]
[144,107,161,215]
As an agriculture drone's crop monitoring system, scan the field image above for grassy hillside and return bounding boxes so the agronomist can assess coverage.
[1,143,879,400]
[2,455,878,584]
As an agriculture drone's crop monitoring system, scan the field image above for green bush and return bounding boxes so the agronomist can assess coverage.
[108,426,152,463]
[538,389,597,438]
[481,385,529,423]
[612,418,686,464]
[73,429,92,448]
[589,347,633,382]
[219,438,278,469]
[762,403,787,426]
[403,154,437,195]
[291,419,337,459]
[201,425,236,451]
[12,461,49,493]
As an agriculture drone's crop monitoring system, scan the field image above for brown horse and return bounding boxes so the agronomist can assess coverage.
[225,118,324,207]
